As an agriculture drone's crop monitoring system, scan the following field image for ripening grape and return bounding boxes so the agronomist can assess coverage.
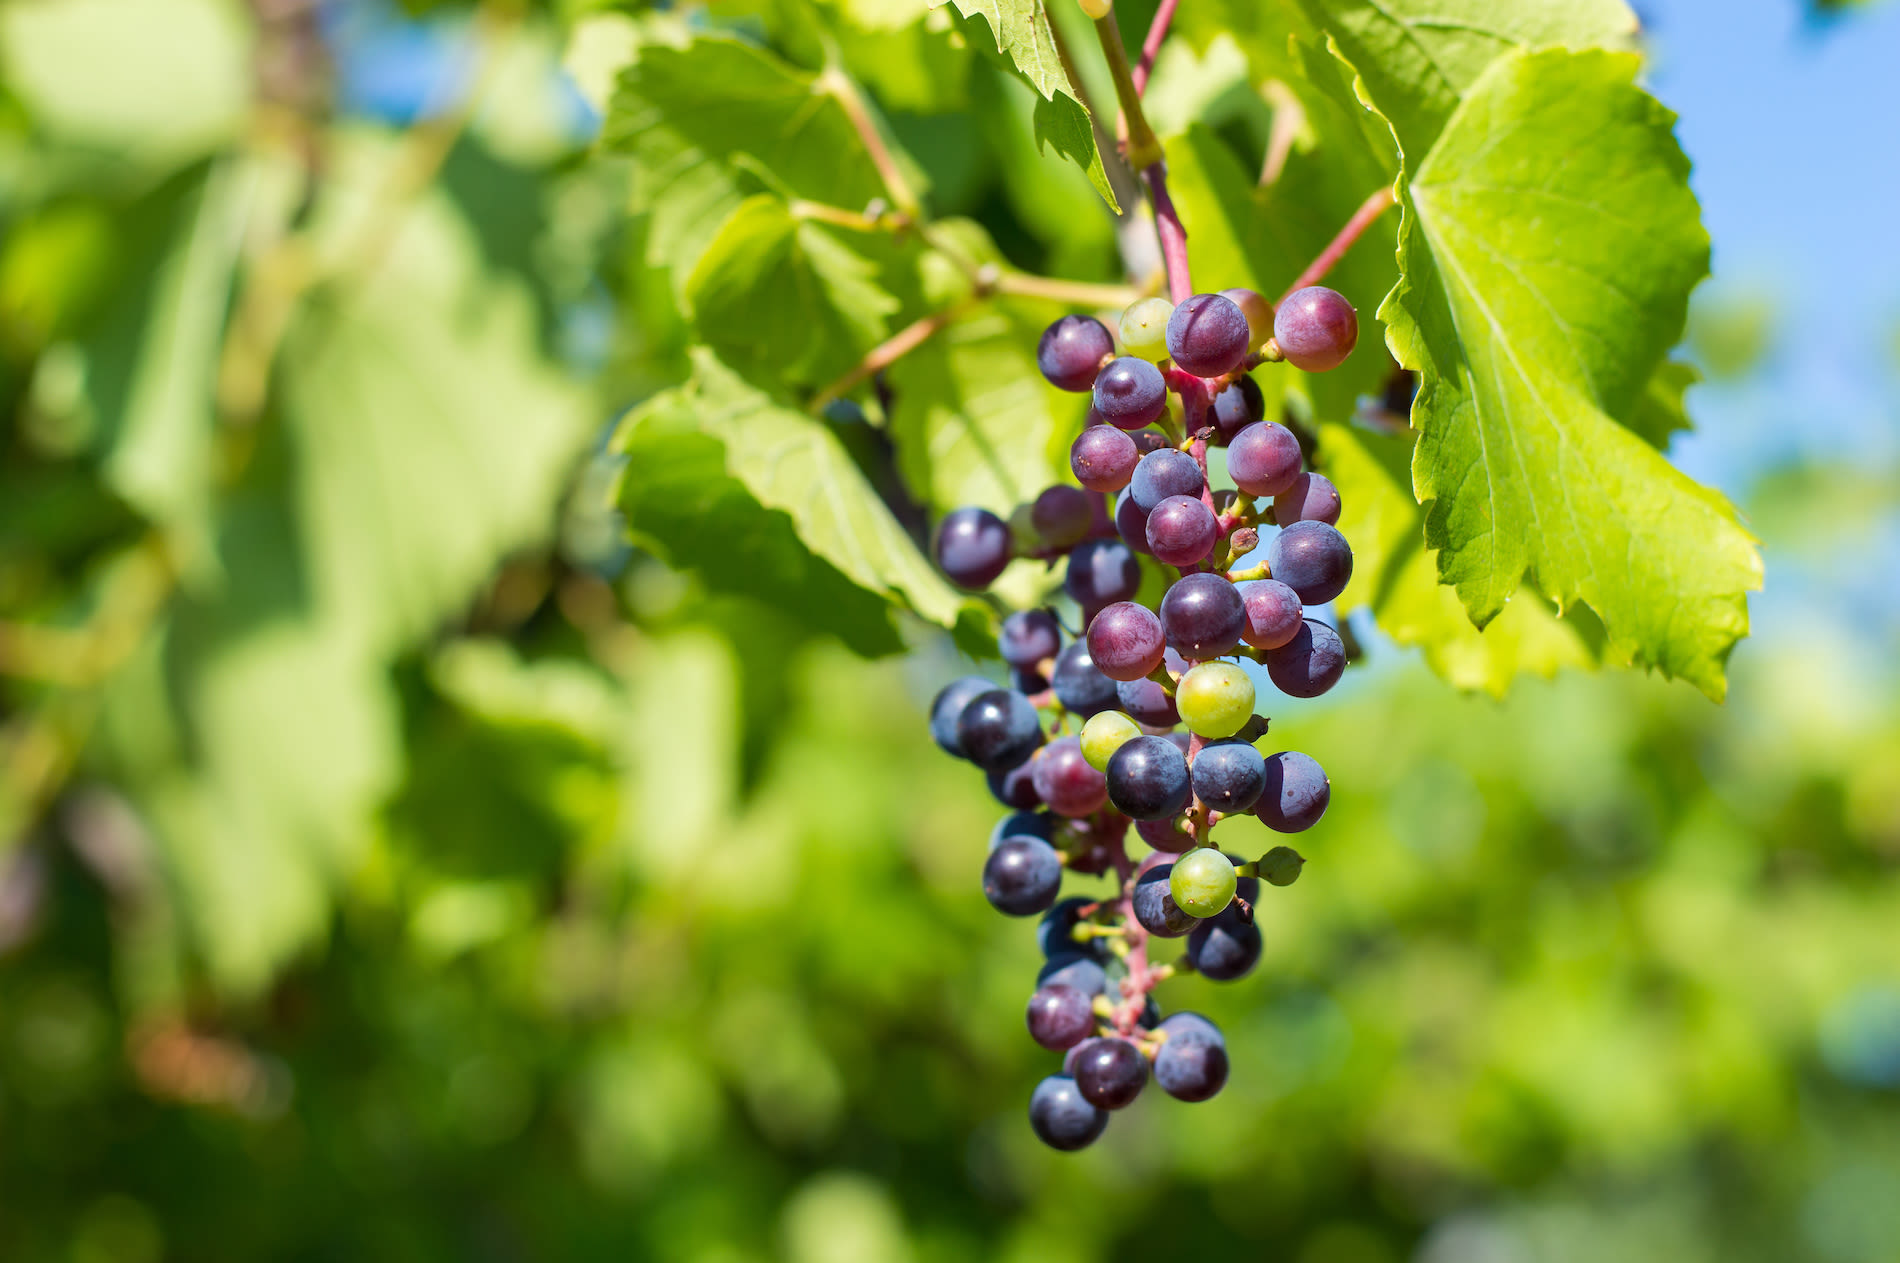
[983,835,1063,915]
[1032,736,1109,817]
[1064,537,1142,609]
[987,757,1041,809]
[1105,734,1192,820]
[1170,847,1237,918]
[1257,751,1330,832]
[1274,471,1341,526]
[1118,297,1175,361]
[1136,814,1194,853]
[1236,578,1304,650]
[1190,739,1267,814]
[1210,374,1265,440]
[1070,425,1139,492]
[1031,485,1093,549]
[1263,617,1346,699]
[1273,286,1358,372]
[1146,494,1219,567]
[1114,492,1151,555]
[999,609,1062,669]
[930,675,994,757]
[1028,1075,1108,1151]
[1132,863,1197,937]
[956,689,1043,770]
[1260,844,1305,886]
[1185,907,1262,981]
[1051,641,1119,717]
[1092,356,1168,429]
[1159,572,1247,659]
[1080,710,1141,772]
[1219,288,1273,351]
[1037,314,1115,391]
[934,506,1013,588]
[1128,448,1204,513]
[1116,674,1179,728]
[1071,1036,1148,1109]
[1176,661,1254,738]
[1166,292,1251,377]
[1027,984,1097,1050]
[990,810,1054,851]
[1266,520,1353,604]
[1226,421,1303,498]
[1154,1013,1229,1101]
[1085,601,1166,682]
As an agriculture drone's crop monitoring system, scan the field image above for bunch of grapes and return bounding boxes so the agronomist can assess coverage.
[927,285,1358,1151]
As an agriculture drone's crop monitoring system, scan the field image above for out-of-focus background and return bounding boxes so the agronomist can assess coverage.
[2,0,1898,1260]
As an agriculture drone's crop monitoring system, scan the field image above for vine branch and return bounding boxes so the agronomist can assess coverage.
[1132,0,1180,95]
[1278,186,1398,305]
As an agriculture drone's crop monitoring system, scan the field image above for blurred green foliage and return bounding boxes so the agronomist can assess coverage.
[2,2,1899,1262]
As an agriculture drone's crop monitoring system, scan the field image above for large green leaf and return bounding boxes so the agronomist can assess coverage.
[930,0,1118,210]
[1386,49,1760,698]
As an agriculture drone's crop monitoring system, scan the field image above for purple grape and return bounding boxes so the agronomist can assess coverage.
[1130,429,1171,455]
[1085,601,1165,682]
[1166,292,1250,377]
[1050,641,1118,717]
[1237,578,1303,650]
[1132,862,1196,937]
[1029,1075,1108,1150]
[934,506,1012,588]
[1071,426,1139,493]
[1116,675,1179,728]
[1158,571,1246,659]
[1105,734,1192,820]
[929,675,994,757]
[1027,984,1097,1050]
[1038,895,1107,961]
[1039,953,1106,996]
[987,756,1042,808]
[1274,472,1341,526]
[1115,493,1151,555]
[1185,907,1261,981]
[1263,617,1346,698]
[1011,664,1049,694]
[1145,494,1219,567]
[1190,739,1267,814]
[1274,286,1358,372]
[1154,1013,1228,1101]
[1266,520,1353,604]
[1257,750,1330,831]
[956,689,1043,770]
[1071,1035,1148,1109]
[1128,448,1204,513]
[1038,314,1115,391]
[1227,422,1303,498]
[1032,735,1108,817]
[1219,288,1273,349]
[1092,356,1168,429]
[1136,815,1193,853]
[1064,538,1142,609]
[1031,485,1093,550]
[999,609,1062,669]
[983,835,1063,915]
[991,810,1054,851]
[1210,375,1264,441]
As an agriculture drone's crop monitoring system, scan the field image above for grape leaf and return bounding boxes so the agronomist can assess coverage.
[1385,49,1760,699]
[1624,359,1699,450]
[685,194,899,391]
[930,0,1118,210]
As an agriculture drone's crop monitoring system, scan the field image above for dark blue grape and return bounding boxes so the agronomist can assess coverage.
[1105,734,1192,821]
[1256,750,1330,832]
[999,609,1062,669]
[1158,571,1246,659]
[1185,907,1261,981]
[1038,314,1115,391]
[1064,538,1142,610]
[1274,286,1357,372]
[1027,984,1097,1050]
[1010,664,1049,695]
[1038,895,1107,960]
[1166,292,1250,377]
[987,757,1042,809]
[929,676,993,757]
[1051,641,1118,717]
[1115,492,1151,555]
[990,810,1054,850]
[1039,953,1106,996]
[1154,1013,1228,1101]
[1128,448,1204,513]
[956,689,1043,771]
[1116,676,1179,728]
[1071,1036,1147,1109]
[1263,618,1346,699]
[934,506,1012,588]
[1210,374,1264,440]
[1031,485,1093,550]
[983,836,1062,916]
[1029,1075,1108,1151]
[1092,356,1168,429]
[1132,862,1196,937]
[1191,739,1267,814]
[1266,520,1353,604]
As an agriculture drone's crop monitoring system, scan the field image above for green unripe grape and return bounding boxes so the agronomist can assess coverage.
[1170,847,1236,918]
[1176,661,1255,738]
[1080,711,1142,772]
[1119,298,1175,362]
[1260,845,1305,887]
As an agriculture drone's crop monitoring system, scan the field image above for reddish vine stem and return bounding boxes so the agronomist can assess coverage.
[1278,186,1397,306]
[1144,162,1193,305]
[1132,0,1180,95]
